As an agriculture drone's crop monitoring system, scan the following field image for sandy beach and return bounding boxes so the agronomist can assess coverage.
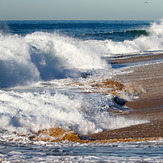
[87,54,163,141]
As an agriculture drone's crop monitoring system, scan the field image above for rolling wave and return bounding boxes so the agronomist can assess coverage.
[82,30,149,41]
[95,20,163,55]
[124,29,149,36]
[0,32,108,88]
[0,20,163,88]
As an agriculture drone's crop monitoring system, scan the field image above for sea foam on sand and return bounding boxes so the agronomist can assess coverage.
[0,88,147,142]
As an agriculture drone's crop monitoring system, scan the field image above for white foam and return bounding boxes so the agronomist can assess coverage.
[0,32,109,88]
[93,20,163,56]
[0,89,147,138]
[25,32,107,70]
[0,33,40,88]
[1,20,163,88]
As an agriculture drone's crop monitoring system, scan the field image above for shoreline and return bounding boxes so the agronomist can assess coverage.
[86,53,163,141]
[110,53,163,64]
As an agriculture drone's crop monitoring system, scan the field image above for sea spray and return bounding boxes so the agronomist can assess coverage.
[29,33,107,66]
[1,20,163,88]
[94,20,163,55]
[0,89,147,140]
[0,33,40,88]
[0,32,108,88]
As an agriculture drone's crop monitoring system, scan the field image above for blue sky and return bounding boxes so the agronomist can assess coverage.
[0,0,163,20]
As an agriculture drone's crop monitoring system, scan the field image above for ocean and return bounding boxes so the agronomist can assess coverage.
[0,20,163,162]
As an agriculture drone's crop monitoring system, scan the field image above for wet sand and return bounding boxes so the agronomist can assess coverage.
[87,54,163,141]
[110,53,163,64]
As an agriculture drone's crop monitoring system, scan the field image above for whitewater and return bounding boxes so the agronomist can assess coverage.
[0,20,163,162]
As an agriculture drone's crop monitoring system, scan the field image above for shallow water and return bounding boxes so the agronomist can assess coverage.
[1,140,163,162]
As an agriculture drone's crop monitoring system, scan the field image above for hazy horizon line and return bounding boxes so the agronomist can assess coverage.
[0,19,154,21]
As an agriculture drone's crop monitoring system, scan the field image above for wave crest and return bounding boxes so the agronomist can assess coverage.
[0,32,108,88]
[95,20,163,55]
[0,33,40,88]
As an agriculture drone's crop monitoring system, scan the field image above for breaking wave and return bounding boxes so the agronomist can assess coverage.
[0,20,163,88]
[95,20,163,55]
[0,32,107,88]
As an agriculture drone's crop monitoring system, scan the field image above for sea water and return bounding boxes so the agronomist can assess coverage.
[0,20,163,162]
